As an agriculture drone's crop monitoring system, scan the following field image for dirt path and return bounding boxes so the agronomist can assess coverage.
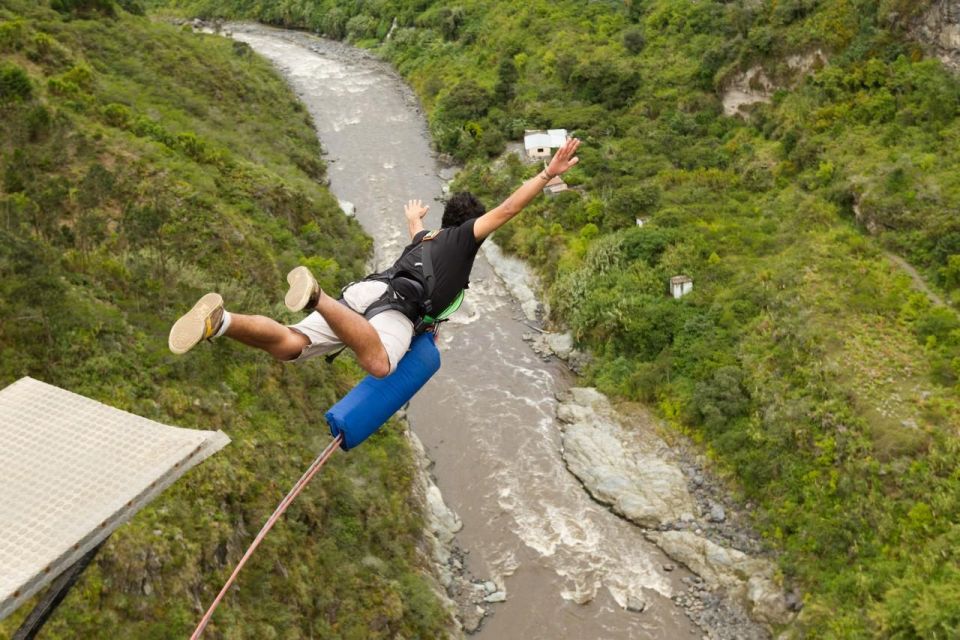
[886,252,947,307]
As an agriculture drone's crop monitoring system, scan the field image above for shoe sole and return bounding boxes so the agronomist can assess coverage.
[285,266,317,312]
[169,292,223,355]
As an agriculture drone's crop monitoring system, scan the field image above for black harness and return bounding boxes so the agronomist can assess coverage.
[324,230,462,364]
[351,229,447,334]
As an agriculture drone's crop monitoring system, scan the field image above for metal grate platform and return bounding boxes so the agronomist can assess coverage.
[0,377,230,620]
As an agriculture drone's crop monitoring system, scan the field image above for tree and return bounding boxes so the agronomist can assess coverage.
[494,58,517,104]
[693,366,750,432]
[569,59,639,108]
[437,79,491,122]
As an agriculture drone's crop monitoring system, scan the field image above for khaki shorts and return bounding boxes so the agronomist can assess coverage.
[287,280,413,375]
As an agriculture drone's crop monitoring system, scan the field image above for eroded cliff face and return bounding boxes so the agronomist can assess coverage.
[721,50,827,118]
[912,1,960,71]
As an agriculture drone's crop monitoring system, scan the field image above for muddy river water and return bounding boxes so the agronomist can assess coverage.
[229,25,707,639]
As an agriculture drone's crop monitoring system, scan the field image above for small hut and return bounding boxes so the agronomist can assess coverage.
[524,128,569,159]
[542,174,569,197]
[670,275,693,299]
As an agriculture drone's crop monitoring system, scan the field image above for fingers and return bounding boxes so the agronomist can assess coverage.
[548,138,581,173]
[558,137,580,161]
[406,199,429,218]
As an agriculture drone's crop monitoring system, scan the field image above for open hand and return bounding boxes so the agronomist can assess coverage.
[404,199,429,221]
[546,137,581,177]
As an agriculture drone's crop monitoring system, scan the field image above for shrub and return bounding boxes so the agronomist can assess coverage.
[0,63,31,102]
[416,6,466,41]
[116,0,145,15]
[26,105,51,141]
[27,32,70,67]
[623,27,646,54]
[101,103,131,128]
[0,20,27,52]
[345,14,378,41]
[51,0,117,17]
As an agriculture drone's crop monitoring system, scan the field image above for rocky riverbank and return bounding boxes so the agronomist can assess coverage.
[481,230,793,638]
[406,425,501,635]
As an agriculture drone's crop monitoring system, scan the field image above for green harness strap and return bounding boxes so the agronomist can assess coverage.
[422,289,464,325]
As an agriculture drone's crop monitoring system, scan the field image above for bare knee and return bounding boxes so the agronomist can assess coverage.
[271,328,310,362]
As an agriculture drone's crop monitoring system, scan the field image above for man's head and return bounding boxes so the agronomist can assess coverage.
[441,192,486,228]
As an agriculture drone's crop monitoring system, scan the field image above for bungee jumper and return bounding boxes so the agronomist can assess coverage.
[170,138,579,637]
[168,137,581,419]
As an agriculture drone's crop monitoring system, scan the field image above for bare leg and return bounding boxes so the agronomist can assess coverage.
[314,291,391,378]
[224,313,309,361]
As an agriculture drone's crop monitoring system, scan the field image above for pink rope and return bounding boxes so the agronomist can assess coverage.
[190,433,344,639]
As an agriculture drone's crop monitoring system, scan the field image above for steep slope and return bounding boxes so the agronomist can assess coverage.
[0,1,451,637]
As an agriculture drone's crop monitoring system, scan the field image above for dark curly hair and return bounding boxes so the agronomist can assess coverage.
[441,192,486,229]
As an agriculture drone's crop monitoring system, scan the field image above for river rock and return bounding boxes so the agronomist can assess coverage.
[625,594,646,613]
[462,605,485,633]
[646,530,792,626]
[707,503,726,523]
[483,590,507,603]
[557,388,695,528]
[427,484,463,544]
[527,330,591,372]
[338,199,356,217]
[544,332,574,359]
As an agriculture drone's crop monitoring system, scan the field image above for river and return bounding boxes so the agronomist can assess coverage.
[228,24,706,639]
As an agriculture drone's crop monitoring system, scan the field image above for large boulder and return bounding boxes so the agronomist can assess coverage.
[558,388,695,528]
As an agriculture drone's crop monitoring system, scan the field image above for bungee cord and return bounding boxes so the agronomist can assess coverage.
[190,433,344,639]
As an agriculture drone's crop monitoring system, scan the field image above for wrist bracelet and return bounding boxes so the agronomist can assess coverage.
[539,170,554,181]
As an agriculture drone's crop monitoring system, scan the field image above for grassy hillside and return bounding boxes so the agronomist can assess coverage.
[0,1,451,638]
[149,1,960,637]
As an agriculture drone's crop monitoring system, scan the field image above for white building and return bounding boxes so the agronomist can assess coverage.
[542,174,569,197]
[524,128,568,159]
[670,275,693,299]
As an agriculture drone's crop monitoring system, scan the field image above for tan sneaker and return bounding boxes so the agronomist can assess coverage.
[168,292,224,355]
[284,266,321,311]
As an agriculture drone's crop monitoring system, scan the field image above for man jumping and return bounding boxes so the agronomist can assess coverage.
[168,138,581,376]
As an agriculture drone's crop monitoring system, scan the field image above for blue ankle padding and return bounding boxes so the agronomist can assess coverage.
[325,333,441,450]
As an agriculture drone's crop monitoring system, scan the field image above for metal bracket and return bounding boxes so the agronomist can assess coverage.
[13,539,107,640]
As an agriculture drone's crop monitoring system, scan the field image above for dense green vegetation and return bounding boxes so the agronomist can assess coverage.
[151,0,960,637]
[0,1,452,637]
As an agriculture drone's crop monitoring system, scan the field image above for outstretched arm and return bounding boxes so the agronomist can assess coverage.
[473,137,581,241]
[404,199,429,240]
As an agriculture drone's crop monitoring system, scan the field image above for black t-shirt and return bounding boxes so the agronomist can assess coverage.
[410,218,484,312]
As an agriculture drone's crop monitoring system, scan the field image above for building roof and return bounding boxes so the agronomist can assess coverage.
[545,175,566,188]
[670,275,693,285]
[524,128,569,150]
